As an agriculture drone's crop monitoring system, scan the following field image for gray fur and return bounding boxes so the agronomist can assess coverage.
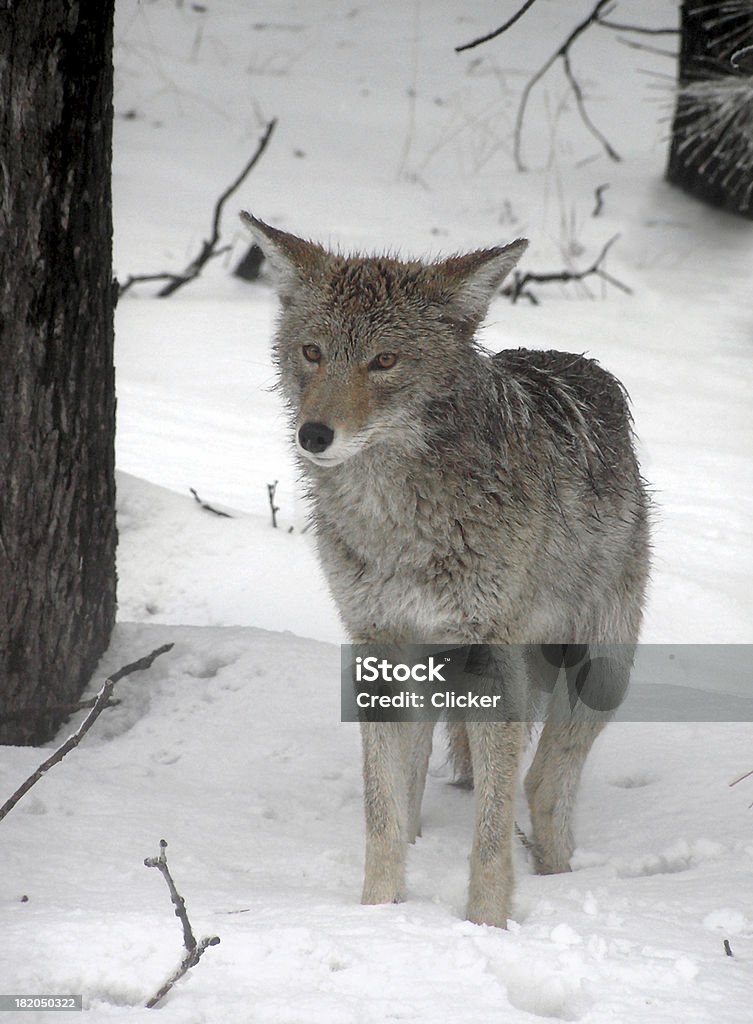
[242,212,651,928]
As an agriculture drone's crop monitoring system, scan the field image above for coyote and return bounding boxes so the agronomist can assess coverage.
[242,212,650,928]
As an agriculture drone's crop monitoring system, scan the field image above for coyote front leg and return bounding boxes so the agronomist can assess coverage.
[465,719,525,928]
[360,721,410,905]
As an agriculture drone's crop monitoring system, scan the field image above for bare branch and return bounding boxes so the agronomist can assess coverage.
[503,235,630,303]
[615,36,678,59]
[190,488,233,518]
[561,48,621,162]
[455,0,539,54]
[729,767,753,787]
[0,644,173,825]
[514,0,618,170]
[119,118,277,298]
[144,840,198,952]
[457,0,621,170]
[597,19,679,36]
[455,2,680,170]
[118,272,185,297]
[267,481,280,529]
[592,182,610,216]
[145,839,220,1009]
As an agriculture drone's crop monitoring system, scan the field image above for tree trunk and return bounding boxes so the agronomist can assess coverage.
[666,0,753,217]
[0,2,117,744]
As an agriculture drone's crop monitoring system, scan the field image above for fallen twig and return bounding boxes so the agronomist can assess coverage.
[119,118,277,298]
[144,840,220,1009]
[190,488,233,518]
[0,644,173,825]
[729,768,753,787]
[503,235,631,303]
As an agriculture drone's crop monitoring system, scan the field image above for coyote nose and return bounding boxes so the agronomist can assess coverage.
[298,421,334,454]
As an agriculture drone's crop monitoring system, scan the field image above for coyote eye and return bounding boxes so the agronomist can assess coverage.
[369,352,398,371]
[302,344,322,363]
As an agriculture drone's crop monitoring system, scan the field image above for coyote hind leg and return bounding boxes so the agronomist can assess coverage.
[525,643,634,874]
[406,722,434,843]
[446,720,473,788]
[524,720,605,874]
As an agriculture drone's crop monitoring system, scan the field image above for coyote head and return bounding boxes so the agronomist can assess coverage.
[241,212,527,467]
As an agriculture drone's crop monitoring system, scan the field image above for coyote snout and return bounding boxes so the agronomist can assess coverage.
[295,418,369,466]
[298,421,333,455]
[242,211,651,929]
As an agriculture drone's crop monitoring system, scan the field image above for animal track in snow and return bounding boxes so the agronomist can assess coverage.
[183,652,239,680]
[502,962,590,1021]
[617,838,727,878]
[608,774,654,789]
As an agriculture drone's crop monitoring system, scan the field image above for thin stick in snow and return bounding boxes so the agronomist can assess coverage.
[267,480,280,528]
[0,644,174,825]
[729,767,753,787]
[190,487,233,518]
[144,839,220,1009]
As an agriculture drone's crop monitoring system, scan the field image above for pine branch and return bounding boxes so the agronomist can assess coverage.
[0,644,173,825]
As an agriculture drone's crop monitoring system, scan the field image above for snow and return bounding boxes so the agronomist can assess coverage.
[2,0,752,1020]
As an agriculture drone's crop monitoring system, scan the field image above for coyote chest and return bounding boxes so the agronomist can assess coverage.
[313,466,513,641]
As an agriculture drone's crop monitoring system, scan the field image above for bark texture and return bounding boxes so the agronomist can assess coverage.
[0,1,117,744]
[667,0,753,217]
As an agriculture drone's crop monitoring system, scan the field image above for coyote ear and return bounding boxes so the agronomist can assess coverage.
[436,239,528,327]
[240,211,327,294]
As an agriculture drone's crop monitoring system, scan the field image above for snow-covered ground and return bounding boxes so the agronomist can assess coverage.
[2,1,752,1020]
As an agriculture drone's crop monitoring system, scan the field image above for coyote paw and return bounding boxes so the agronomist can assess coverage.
[465,895,510,929]
[361,884,404,906]
[532,843,573,875]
